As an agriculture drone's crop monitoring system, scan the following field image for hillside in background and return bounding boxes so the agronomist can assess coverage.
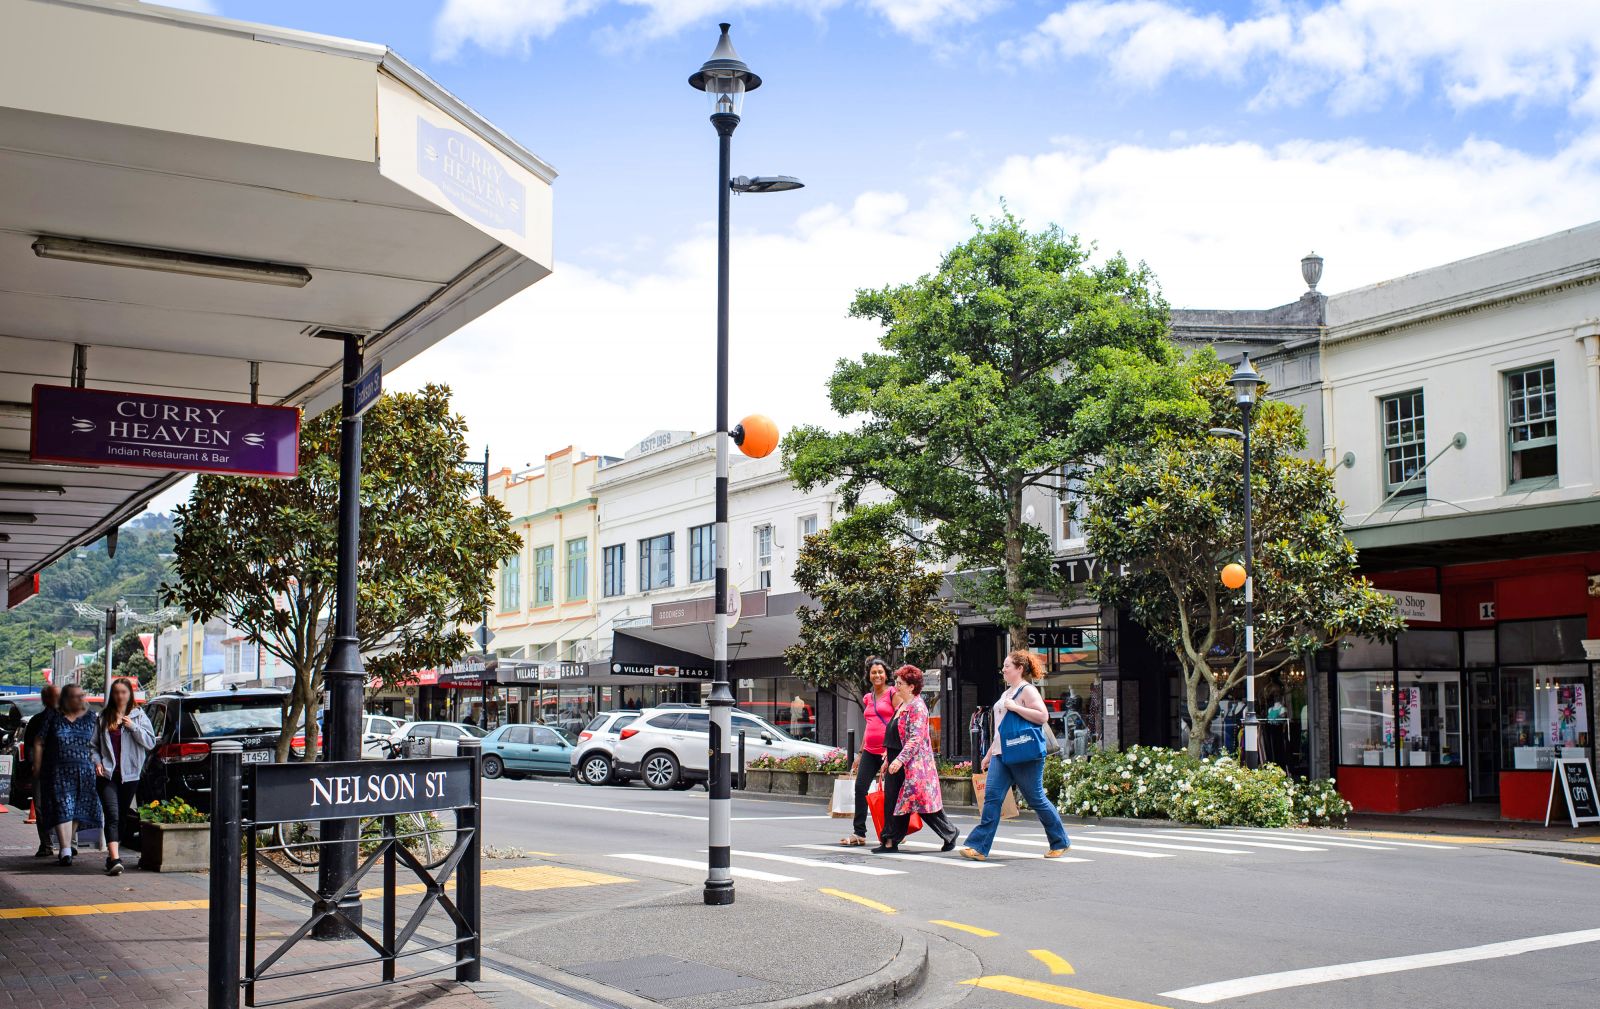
[0,513,177,685]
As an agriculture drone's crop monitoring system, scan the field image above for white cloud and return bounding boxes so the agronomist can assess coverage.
[434,0,604,58]
[1010,0,1600,116]
[393,128,1600,461]
[144,0,220,13]
[863,0,1004,39]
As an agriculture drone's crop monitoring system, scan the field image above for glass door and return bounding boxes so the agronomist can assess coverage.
[1467,670,1499,799]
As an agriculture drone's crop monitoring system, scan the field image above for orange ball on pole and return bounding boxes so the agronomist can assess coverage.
[1221,562,1247,590]
[734,414,780,459]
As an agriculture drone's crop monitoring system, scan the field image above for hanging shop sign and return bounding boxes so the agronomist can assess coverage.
[1054,555,1130,584]
[30,385,300,477]
[652,590,768,628]
[1027,628,1085,650]
[1377,589,1441,624]
[1545,758,1600,828]
[611,661,712,680]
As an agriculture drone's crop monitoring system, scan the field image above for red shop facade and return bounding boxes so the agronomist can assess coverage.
[1331,551,1600,819]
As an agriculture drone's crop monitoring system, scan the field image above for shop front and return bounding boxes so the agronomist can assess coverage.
[1333,556,1599,819]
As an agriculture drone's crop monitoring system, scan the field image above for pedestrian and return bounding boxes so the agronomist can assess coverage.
[32,683,102,867]
[22,684,60,858]
[961,650,1072,861]
[840,657,894,847]
[93,678,155,876]
[875,665,960,855]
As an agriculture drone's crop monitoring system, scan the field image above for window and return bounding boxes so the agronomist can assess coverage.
[530,725,564,746]
[1507,363,1558,484]
[1337,671,1394,766]
[499,553,521,610]
[533,545,554,606]
[503,726,532,745]
[798,514,819,542]
[640,533,674,590]
[1058,467,1086,544]
[566,538,588,600]
[754,524,774,590]
[646,712,684,730]
[677,712,710,733]
[1381,390,1426,497]
[690,523,716,582]
[603,544,625,597]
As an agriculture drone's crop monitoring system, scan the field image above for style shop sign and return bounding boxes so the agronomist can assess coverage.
[253,758,473,823]
[30,386,299,478]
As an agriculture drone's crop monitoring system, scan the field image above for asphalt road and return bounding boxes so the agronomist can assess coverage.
[477,776,1600,1009]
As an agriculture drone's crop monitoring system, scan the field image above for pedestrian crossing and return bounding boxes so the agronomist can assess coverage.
[601,827,1460,888]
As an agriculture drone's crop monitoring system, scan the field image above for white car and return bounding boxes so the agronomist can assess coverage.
[611,707,836,790]
[361,715,408,758]
[389,720,488,757]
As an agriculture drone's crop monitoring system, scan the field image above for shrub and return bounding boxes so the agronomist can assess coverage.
[780,754,820,772]
[140,798,207,824]
[748,754,781,770]
[936,760,973,777]
[1054,746,1351,828]
[816,749,850,774]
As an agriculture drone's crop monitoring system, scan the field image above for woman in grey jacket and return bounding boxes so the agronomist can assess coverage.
[94,678,155,876]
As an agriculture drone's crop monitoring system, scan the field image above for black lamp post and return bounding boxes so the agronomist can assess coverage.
[1230,353,1263,768]
[688,23,800,907]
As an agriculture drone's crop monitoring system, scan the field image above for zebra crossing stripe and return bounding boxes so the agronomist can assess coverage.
[790,843,1000,868]
[608,854,800,882]
[1072,834,1255,855]
[720,850,906,876]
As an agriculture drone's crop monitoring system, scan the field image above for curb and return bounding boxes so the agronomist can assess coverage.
[734,789,982,816]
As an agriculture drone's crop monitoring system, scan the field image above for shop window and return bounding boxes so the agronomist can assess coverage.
[499,553,521,610]
[1500,665,1591,768]
[798,514,819,542]
[566,538,588,601]
[1337,671,1395,765]
[639,533,674,590]
[1506,363,1557,485]
[1336,636,1392,670]
[689,524,715,583]
[1397,630,1458,669]
[1500,618,1587,664]
[754,523,774,590]
[1398,670,1463,767]
[602,544,625,597]
[1380,390,1426,497]
[1464,629,1495,668]
[533,546,554,606]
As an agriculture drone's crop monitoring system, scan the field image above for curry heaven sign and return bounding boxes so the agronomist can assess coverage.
[30,385,300,477]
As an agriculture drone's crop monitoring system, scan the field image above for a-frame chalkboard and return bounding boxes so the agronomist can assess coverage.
[1545,758,1600,828]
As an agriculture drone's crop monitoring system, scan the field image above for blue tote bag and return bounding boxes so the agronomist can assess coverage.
[997,686,1049,766]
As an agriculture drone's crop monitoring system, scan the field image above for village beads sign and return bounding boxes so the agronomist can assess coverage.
[30,386,299,477]
[252,757,474,823]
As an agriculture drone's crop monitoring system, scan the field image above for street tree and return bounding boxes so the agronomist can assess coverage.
[784,505,955,694]
[163,384,520,761]
[1085,353,1405,756]
[785,212,1196,650]
[111,631,155,686]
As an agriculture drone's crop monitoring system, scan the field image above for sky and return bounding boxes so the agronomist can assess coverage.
[144,0,1600,503]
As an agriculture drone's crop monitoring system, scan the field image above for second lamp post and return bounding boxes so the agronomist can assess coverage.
[1230,354,1263,768]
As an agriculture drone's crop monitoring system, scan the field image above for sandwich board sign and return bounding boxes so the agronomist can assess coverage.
[1544,758,1600,828]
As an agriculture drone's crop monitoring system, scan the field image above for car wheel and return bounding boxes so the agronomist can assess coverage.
[642,751,680,790]
[483,755,504,779]
[580,754,614,786]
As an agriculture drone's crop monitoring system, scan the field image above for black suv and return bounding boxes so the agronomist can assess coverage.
[136,688,292,816]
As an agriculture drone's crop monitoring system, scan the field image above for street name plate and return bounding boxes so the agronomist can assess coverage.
[251,756,473,823]
[352,360,383,417]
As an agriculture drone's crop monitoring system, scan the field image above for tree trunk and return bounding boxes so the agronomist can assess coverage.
[1005,484,1029,653]
[301,678,320,763]
[277,687,305,763]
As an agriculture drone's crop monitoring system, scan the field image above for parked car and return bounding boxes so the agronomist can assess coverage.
[136,688,291,816]
[481,723,576,779]
[389,720,487,756]
[611,707,836,790]
[290,713,410,759]
[570,711,641,786]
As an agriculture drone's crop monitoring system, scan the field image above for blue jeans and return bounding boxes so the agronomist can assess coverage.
[964,757,1069,855]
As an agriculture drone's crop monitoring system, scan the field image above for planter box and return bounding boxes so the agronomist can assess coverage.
[768,770,809,796]
[743,769,774,792]
[138,821,210,872]
[939,776,976,807]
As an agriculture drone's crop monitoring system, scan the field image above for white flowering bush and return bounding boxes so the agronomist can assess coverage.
[1052,745,1351,828]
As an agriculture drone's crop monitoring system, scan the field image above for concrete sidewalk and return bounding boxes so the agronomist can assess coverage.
[0,807,925,1009]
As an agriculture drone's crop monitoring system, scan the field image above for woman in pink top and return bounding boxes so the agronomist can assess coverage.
[841,657,894,846]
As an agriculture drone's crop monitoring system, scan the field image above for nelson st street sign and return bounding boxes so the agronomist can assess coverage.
[251,757,474,823]
[30,385,300,477]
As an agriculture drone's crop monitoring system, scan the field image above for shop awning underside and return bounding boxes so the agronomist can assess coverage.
[0,0,554,594]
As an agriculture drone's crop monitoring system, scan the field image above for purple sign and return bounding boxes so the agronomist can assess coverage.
[30,385,300,478]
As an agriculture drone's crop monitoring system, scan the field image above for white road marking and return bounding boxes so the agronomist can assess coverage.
[608,854,800,882]
[720,850,907,876]
[1006,841,1171,859]
[1161,927,1600,1003]
[1135,830,1327,852]
[790,843,1000,868]
[902,840,1093,864]
[1227,829,1458,850]
[732,815,833,821]
[1197,830,1403,851]
[488,796,703,820]
[1069,835,1255,855]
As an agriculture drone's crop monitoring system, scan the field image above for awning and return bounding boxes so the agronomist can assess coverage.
[0,0,555,593]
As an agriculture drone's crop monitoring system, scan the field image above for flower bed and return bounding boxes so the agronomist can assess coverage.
[1050,745,1352,828]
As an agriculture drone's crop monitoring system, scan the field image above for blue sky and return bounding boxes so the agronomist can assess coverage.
[148,0,1600,478]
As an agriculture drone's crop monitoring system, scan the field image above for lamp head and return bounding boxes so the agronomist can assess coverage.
[1230,353,1263,407]
[732,414,779,458]
[688,23,761,119]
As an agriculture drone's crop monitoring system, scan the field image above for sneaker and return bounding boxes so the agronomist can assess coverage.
[106,859,124,877]
[959,847,986,862]
[1044,847,1071,858]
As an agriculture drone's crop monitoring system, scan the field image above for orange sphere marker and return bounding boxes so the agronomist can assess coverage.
[1221,562,1247,590]
[736,414,780,458]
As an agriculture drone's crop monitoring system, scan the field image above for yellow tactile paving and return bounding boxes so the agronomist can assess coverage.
[360,863,633,899]
[0,899,211,919]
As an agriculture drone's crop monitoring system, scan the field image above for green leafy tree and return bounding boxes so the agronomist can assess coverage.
[785,212,1197,649]
[163,385,520,761]
[111,631,155,687]
[1085,353,1405,756]
[784,506,956,693]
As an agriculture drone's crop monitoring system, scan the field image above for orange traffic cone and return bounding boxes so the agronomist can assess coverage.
[25,801,37,824]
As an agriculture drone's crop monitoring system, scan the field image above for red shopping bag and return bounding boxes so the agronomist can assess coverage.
[866,782,923,837]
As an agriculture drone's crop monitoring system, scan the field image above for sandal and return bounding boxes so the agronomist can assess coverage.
[839,836,866,846]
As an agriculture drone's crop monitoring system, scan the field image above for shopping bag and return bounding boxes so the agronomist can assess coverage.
[830,775,855,818]
[972,772,1020,820]
[865,783,923,837]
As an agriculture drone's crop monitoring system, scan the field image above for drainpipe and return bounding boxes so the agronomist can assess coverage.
[1578,323,1600,486]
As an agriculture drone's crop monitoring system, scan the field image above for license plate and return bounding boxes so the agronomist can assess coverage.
[242,750,272,764]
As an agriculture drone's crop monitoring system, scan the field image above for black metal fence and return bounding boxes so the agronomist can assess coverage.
[207,739,483,1009]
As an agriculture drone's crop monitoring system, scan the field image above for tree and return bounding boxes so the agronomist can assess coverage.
[164,384,520,761]
[1085,352,1405,756]
[784,506,956,694]
[785,212,1196,650]
[111,631,155,687]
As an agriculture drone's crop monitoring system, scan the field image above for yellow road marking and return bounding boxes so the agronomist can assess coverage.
[1344,830,1499,845]
[1029,949,1076,975]
[1567,835,1600,844]
[820,888,897,914]
[932,919,1000,937]
[1561,859,1600,868]
[962,976,1171,1008]
[0,899,210,919]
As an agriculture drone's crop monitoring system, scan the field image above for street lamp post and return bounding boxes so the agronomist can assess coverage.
[688,23,800,907]
[1229,354,1263,768]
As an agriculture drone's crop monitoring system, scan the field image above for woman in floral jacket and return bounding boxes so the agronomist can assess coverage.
[877,665,960,853]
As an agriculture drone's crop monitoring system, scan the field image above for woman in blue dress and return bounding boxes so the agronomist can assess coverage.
[31,683,102,867]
